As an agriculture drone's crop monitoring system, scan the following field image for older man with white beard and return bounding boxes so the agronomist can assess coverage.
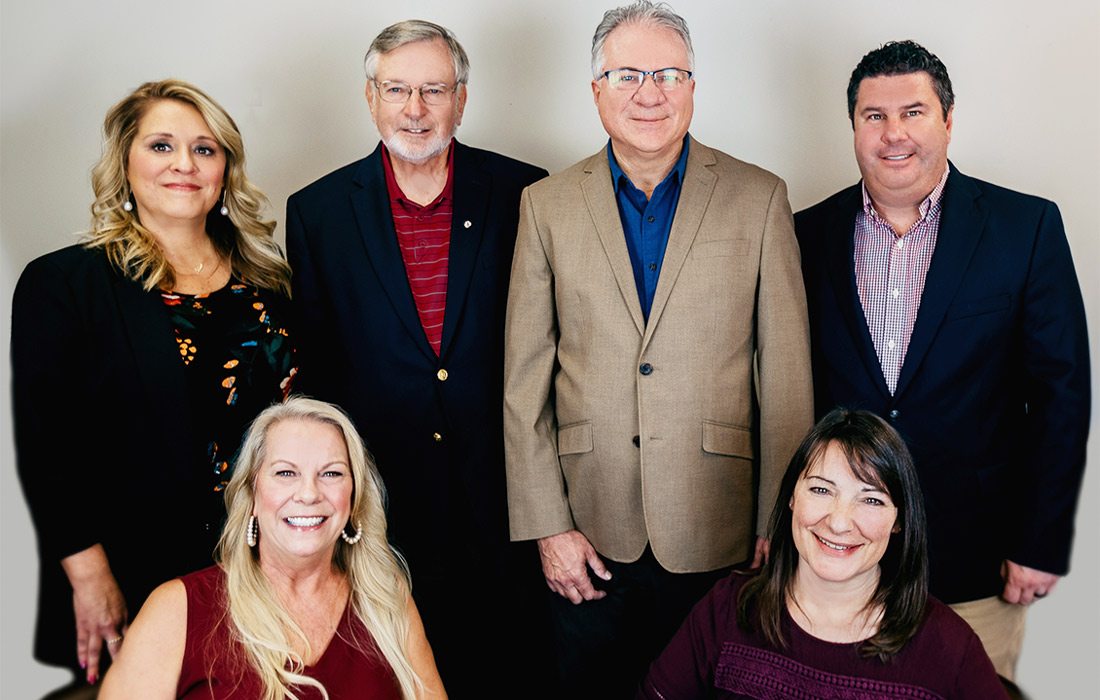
[285,20,549,697]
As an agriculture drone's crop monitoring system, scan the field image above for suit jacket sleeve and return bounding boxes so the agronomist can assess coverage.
[12,255,108,560]
[285,194,333,399]
[1014,201,1090,574]
[754,178,815,535]
[503,185,574,541]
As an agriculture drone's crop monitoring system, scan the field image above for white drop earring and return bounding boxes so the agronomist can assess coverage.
[246,515,258,547]
[219,192,229,216]
[122,200,133,212]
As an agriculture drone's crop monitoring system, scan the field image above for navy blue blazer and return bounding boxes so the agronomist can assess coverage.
[286,141,547,573]
[795,164,1090,603]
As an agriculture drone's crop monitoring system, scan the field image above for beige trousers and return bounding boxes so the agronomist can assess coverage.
[950,596,1028,681]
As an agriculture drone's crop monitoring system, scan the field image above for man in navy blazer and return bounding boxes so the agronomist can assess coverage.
[796,40,1089,682]
[285,20,548,697]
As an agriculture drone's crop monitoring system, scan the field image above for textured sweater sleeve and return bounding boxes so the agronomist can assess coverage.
[638,576,738,699]
[951,624,1011,700]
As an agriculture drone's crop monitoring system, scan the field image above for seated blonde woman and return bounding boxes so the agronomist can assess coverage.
[101,397,445,699]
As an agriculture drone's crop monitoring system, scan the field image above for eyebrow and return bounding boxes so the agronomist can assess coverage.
[805,474,888,494]
[860,101,928,115]
[140,132,218,141]
[610,66,681,73]
[268,459,348,468]
[376,79,452,86]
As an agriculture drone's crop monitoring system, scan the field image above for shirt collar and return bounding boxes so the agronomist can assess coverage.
[861,164,950,223]
[607,134,691,195]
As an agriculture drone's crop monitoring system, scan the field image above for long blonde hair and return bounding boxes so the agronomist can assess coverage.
[218,397,422,699]
[85,79,291,294]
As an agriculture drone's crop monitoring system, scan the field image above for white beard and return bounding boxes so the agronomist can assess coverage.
[380,123,456,165]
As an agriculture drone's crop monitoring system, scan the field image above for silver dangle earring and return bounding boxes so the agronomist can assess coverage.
[219,191,229,216]
[341,521,363,545]
[246,515,258,547]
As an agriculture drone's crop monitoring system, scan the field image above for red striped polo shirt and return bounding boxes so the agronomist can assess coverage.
[382,144,454,356]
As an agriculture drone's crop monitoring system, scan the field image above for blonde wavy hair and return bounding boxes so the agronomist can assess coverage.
[86,79,291,295]
[218,397,422,700]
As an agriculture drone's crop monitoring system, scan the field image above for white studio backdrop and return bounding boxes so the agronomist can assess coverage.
[2,0,1097,697]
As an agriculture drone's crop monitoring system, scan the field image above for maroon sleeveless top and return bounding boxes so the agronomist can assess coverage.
[177,566,402,699]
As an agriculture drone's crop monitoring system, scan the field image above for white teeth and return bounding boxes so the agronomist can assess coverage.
[816,535,855,551]
[286,516,325,527]
[884,155,910,160]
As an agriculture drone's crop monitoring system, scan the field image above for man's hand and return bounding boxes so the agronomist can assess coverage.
[1001,560,1061,605]
[537,530,612,604]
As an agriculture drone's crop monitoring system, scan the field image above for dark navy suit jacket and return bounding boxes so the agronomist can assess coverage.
[286,141,547,575]
[795,164,1090,603]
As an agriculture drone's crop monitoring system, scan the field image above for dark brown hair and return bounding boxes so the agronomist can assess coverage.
[847,40,954,124]
[737,408,929,660]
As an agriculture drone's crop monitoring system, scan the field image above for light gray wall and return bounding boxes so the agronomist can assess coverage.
[2,0,1097,697]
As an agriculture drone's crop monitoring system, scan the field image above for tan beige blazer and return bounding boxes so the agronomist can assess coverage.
[504,138,813,573]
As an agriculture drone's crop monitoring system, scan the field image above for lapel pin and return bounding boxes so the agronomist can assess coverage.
[463,220,472,229]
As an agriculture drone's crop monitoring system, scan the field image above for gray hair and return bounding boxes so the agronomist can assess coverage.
[591,1,695,78]
[363,19,470,85]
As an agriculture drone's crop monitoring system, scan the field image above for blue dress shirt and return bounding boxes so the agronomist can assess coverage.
[607,136,690,321]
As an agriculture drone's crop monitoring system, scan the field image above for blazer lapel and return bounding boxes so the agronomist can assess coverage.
[580,151,646,337]
[827,186,892,398]
[439,141,489,358]
[895,164,986,397]
[642,137,715,350]
[350,145,435,361]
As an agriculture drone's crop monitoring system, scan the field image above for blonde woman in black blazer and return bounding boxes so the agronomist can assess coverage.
[12,79,295,695]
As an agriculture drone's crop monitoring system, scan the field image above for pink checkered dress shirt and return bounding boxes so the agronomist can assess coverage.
[854,168,949,394]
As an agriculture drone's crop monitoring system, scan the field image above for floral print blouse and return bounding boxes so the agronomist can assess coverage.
[160,282,296,516]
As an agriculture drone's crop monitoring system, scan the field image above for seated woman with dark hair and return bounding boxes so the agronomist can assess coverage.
[99,397,445,699]
[639,408,1008,700]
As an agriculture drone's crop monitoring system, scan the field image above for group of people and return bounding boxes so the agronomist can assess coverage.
[12,2,1089,699]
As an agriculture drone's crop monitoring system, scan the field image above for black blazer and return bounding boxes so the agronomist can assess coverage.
[12,246,219,666]
[286,141,547,574]
[795,164,1091,603]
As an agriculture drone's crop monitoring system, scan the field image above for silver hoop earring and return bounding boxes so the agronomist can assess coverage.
[246,515,258,547]
[341,521,363,545]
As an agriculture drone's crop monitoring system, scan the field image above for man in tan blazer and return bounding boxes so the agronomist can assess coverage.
[503,1,813,695]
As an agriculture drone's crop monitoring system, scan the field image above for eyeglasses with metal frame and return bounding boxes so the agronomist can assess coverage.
[598,68,693,92]
[373,81,458,106]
